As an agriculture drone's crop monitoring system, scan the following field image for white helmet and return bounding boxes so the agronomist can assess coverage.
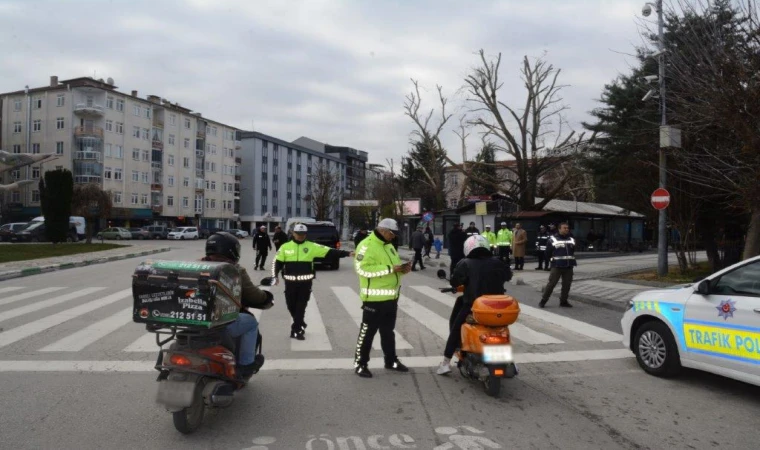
[377,218,399,231]
[293,224,308,233]
[463,235,490,257]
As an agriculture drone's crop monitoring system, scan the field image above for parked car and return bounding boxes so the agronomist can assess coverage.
[287,221,342,270]
[168,227,199,240]
[0,222,28,242]
[97,227,132,240]
[622,255,760,387]
[129,228,151,240]
[31,215,86,240]
[15,222,79,242]
[225,229,248,238]
[145,225,170,239]
[199,227,223,239]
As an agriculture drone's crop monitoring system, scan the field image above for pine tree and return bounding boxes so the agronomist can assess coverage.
[39,169,74,243]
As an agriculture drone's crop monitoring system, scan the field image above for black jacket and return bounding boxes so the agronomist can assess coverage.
[451,250,513,307]
[272,230,288,250]
[465,226,480,237]
[546,233,577,268]
[252,231,272,252]
[448,228,468,258]
[354,231,368,248]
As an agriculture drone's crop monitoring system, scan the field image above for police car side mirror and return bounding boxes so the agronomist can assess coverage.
[437,269,447,279]
[696,280,710,295]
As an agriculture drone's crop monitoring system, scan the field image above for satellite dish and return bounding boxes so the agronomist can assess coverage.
[107,77,114,85]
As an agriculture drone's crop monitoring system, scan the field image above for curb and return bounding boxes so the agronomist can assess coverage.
[0,248,172,282]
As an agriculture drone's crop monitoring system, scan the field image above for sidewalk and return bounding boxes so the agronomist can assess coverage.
[0,243,172,282]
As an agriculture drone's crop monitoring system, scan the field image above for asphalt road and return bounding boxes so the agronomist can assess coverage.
[0,240,758,449]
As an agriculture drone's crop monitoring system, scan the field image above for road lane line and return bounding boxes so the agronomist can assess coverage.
[39,307,132,352]
[0,287,66,307]
[0,287,24,295]
[518,304,623,342]
[397,294,449,340]
[0,287,106,323]
[291,294,332,352]
[331,286,413,350]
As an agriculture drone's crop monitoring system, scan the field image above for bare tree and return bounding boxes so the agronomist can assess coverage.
[71,183,112,244]
[308,161,341,221]
[451,50,594,210]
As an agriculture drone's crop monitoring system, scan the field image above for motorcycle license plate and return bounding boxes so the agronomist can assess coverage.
[156,380,196,408]
[482,345,513,363]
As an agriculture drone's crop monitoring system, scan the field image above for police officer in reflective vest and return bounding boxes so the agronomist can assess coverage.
[481,224,497,250]
[539,222,576,308]
[353,218,412,378]
[273,223,353,340]
[535,225,550,271]
[496,221,513,265]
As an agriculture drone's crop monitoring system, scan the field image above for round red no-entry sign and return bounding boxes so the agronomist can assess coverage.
[651,188,670,210]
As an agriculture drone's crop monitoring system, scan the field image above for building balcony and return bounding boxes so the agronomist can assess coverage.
[74,151,101,162]
[196,150,205,159]
[235,157,242,164]
[195,170,204,179]
[152,140,164,150]
[152,205,163,214]
[235,174,241,181]
[151,184,162,192]
[152,118,164,129]
[74,103,104,116]
[74,126,104,139]
[196,130,206,139]
[74,175,101,184]
[151,162,162,169]
[235,140,242,150]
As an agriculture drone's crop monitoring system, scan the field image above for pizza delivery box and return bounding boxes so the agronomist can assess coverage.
[132,259,242,329]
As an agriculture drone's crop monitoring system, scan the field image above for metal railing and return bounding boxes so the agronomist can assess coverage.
[74,103,104,115]
[74,175,102,183]
[74,126,104,138]
[152,140,164,150]
[74,151,101,161]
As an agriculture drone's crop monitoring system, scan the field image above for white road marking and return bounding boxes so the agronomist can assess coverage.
[39,307,132,352]
[0,287,66,307]
[291,294,332,352]
[409,286,564,345]
[516,304,623,342]
[331,287,413,350]
[0,349,635,372]
[0,287,106,324]
[123,332,165,353]
[397,294,449,340]
[0,288,132,349]
[0,287,24,295]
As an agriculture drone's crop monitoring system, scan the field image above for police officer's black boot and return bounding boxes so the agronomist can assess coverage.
[355,365,373,378]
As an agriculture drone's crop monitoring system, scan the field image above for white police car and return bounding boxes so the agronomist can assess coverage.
[621,255,760,386]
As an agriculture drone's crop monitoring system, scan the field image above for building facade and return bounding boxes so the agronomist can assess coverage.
[238,131,346,233]
[292,136,367,199]
[0,76,239,229]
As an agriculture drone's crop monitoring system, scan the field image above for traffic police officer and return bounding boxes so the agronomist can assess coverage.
[273,223,353,340]
[535,225,550,271]
[539,222,576,308]
[353,218,411,378]
[481,224,497,250]
[496,221,513,265]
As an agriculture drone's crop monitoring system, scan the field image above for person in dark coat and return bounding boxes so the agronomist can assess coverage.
[272,225,288,250]
[252,226,272,270]
[464,222,480,237]
[354,226,369,248]
[447,223,467,276]
[423,226,433,258]
[410,226,426,270]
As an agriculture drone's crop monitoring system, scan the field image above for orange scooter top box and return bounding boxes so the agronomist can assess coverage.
[471,295,520,326]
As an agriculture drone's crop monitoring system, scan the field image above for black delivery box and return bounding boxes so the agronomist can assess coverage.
[132,259,242,329]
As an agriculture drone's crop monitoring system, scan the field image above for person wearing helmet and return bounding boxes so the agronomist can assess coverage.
[353,218,412,378]
[436,234,512,375]
[202,232,274,380]
[273,223,354,340]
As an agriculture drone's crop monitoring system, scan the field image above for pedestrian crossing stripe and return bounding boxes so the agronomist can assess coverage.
[0,284,624,356]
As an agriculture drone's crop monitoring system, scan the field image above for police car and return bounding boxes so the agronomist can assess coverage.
[621,255,760,387]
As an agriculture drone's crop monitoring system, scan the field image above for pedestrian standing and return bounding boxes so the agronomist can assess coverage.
[464,222,480,237]
[535,225,550,271]
[496,222,513,265]
[481,224,497,251]
[272,225,288,251]
[353,218,411,378]
[539,222,576,308]
[273,224,354,340]
[447,223,467,275]
[354,226,369,248]
[433,235,443,259]
[252,225,272,270]
[411,226,426,270]
[512,223,527,270]
[423,226,433,258]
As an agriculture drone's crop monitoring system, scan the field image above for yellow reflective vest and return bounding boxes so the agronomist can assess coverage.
[482,231,497,247]
[496,228,513,246]
[355,231,403,302]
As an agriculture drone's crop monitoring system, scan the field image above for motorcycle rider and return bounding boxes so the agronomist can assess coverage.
[436,235,512,375]
[201,231,274,380]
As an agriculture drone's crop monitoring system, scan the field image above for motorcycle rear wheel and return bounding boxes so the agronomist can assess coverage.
[172,382,205,434]
[484,375,501,397]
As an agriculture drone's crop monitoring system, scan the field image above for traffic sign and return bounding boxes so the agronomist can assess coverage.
[422,211,435,222]
[651,188,670,210]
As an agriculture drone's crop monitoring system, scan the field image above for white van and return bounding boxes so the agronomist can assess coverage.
[32,216,86,238]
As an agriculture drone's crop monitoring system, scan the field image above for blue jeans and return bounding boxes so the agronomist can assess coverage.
[224,313,258,366]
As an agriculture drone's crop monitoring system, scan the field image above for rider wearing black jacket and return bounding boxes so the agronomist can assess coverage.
[437,235,512,375]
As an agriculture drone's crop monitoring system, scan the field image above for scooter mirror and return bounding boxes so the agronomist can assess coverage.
[259,277,274,286]
[436,269,447,279]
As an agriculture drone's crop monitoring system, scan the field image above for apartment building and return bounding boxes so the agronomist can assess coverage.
[238,131,346,233]
[0,76,239,229]
[292,136,368,199]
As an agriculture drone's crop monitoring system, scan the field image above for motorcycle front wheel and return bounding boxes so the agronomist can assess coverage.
[172,381,205,434]
[484,375,501,397]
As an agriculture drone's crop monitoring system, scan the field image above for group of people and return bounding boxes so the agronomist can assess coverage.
[201,216,576,382]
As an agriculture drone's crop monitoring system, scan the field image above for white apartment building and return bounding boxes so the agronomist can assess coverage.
[0,76,239,229]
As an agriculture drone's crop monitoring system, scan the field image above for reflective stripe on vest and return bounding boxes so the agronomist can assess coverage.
[361,288,399,297]
[552,256,575,260]
[355,263,391,278]
[283,274,315,281]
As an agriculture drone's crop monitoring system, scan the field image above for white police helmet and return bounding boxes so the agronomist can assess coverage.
[377,218,399,231]
[463,235,490,257]
[293,224,308,233]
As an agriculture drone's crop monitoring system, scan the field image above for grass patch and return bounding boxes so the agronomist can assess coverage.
[617,261,714,284]
[0,243,127,264]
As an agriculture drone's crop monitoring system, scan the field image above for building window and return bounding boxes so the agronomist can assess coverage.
[106,96,114,109]
[131,193,139,205]
[167,196,174,207]
[185,118,191,129]
[141,172,149,183]
[56,94,65,107]
[142,128,149,140]
[33,97,42,109]
[133,126,140,138]
[32,167,40,179]
[168,176,174,187]
[184,138,190,149]
[132,170,139,182]
[13,99,21,111]
[33,120,42,132]
[211,181,216,190]
[114,191,122,204]
[32,143,40,154]
[114,168,123,180]
[105,120,113,132]
[142,150,149,162]
[132,149,140,161]
[183,197,189,208]
[183,177,189,187]
[170,114,176,126]
[210,199,216,209]
[116,99,124,111]
[168,134,175,146]
[56,117,65,129]
[133,104,141,116]
[13,122,21,133]
[11,192,20,202]
[116,122,124,134]
[12,144,21,154]
[183,157,190,168]
[32,190,40,203]
[168,155,175,166]
[114,145,123,159]
[145,108,151,119]
[140,194,148,205]
[104,167,112,179]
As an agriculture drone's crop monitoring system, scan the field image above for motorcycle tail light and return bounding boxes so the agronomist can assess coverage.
[494,369,505,376]
[479,334,509,344]
[169,354,193,366]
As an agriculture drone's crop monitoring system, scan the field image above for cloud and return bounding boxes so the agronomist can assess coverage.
[0,0,646,167]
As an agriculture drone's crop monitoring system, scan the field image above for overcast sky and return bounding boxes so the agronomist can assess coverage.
[0,0,650,167]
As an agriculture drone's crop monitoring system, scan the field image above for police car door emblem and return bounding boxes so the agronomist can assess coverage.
[716,299,736,320]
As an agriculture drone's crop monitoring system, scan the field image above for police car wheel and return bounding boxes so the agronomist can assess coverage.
[633,321,681,377]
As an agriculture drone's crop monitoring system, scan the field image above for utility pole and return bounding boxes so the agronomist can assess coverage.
[656,0,668,276]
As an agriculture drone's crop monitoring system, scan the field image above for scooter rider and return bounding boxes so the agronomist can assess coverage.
[273,223,354,340]
[201,232,274,380]
[437,235,512,375]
